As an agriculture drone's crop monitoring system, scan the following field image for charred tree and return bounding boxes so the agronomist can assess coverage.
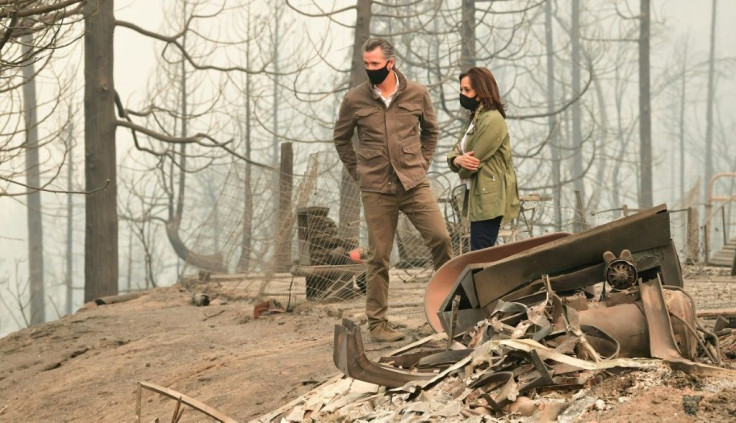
[238,2,255,273]
[570,0,586,216]
[21,34,45,324]
[704,0,717,201]
[678,44,689,201]
[460,0,476,70]
[83,0,118,301]
[339,0,372,245]
[165,219,226,273]
[544,0,561,230]
[638,0,653,208]
[65,121,74,314]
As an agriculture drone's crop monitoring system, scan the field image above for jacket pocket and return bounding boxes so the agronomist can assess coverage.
[355,107,379,118]
[355,107,382,141]
[401,141,421,154]
[397,102,421,114]
[475,170,500,196]
[356,148,387,188]
[401,138,426,169]
[396,102,421,139]
[357,148,383,160]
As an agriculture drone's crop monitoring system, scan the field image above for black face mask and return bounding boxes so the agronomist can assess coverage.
[460,94,480,111]
[366,62,390,85]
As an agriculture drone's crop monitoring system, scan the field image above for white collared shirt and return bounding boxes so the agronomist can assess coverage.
[372,71,399,107]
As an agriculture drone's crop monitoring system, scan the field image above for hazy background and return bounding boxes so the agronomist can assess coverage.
[1,0,734,336]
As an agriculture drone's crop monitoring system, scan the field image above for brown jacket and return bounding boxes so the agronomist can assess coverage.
[333,69,439,193]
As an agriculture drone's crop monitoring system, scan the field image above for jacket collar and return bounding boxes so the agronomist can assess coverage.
[367,68,407,101]
[471,104,487,122]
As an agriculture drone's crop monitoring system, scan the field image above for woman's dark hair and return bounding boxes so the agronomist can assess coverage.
[459,67,506,118]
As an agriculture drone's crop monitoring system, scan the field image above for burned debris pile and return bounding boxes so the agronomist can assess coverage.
[266,205,736,422]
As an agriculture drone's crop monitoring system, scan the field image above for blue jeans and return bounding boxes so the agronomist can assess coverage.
[470,216,503,251]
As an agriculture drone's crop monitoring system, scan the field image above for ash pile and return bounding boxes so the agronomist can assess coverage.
[269,205,736,422]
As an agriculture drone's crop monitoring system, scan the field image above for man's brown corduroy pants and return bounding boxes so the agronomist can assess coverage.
[361,181,452,330]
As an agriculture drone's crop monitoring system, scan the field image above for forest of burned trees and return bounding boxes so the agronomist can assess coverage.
[0,0,733,333]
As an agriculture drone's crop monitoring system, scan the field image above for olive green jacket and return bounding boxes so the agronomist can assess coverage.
[447,107,520,223]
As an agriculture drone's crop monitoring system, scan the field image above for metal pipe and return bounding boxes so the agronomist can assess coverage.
[704,172,736,263]
[447,295,461,350]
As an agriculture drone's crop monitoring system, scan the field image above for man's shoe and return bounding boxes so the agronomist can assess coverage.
[369,322,406,342]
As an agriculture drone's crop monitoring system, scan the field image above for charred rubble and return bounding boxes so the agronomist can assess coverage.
[323,205,736,421]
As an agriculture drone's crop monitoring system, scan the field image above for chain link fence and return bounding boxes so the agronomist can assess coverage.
[178,149,735,309]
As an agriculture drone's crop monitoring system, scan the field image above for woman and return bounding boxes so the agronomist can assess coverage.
[447,67,520,250]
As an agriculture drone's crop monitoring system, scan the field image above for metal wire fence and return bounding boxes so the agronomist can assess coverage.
[179,150,735,309]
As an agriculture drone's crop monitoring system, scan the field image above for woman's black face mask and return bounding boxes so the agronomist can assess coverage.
[460,94,480,111]
[366,62,390,85]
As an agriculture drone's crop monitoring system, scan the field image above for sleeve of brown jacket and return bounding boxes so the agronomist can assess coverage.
[333,94,358,181]
[418,87,439,166]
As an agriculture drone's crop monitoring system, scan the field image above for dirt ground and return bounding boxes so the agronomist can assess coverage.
[0,267,735,422]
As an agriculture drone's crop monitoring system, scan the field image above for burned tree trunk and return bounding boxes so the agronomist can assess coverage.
[638,0,653,208]
[571,0,586,207]
[65,122,74,314]
[238,3,254,272]
[21,34,45,324]
[84,0,118,301]
[704,0,717,202]
[239,79,253,272]
[338,0,372,244]
[165,220,226,274]
[460,0,476,70]
[544,0,561,230]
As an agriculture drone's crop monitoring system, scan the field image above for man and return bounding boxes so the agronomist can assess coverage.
[333,38,453,342]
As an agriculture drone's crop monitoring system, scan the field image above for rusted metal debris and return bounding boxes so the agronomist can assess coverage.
[135,381,237,423]
[431,204,682,336]
[698,308,736,318]
[253,299,286,319]
[424,232,571,334]
[330,205,734,419]
[333,319,436,388]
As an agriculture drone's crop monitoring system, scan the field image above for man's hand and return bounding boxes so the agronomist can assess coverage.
[453,151,480,171]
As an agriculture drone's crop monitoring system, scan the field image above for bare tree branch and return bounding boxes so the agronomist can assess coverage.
[0,175,109,196]
[1,0,84,19]
[508,69,594,120]
[285,0,356,18]
[115,19,281,75]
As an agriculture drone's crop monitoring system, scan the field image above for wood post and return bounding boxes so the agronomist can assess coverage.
[686,207,699,264]
[573,190,587,232]
[274,143,293,272]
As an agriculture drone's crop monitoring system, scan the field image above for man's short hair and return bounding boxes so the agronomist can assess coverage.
[362,38,396,61]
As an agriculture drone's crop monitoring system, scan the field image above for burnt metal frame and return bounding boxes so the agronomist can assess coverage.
[333,319,436,388]
[435,205,683,335]
[135,381,237,423]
